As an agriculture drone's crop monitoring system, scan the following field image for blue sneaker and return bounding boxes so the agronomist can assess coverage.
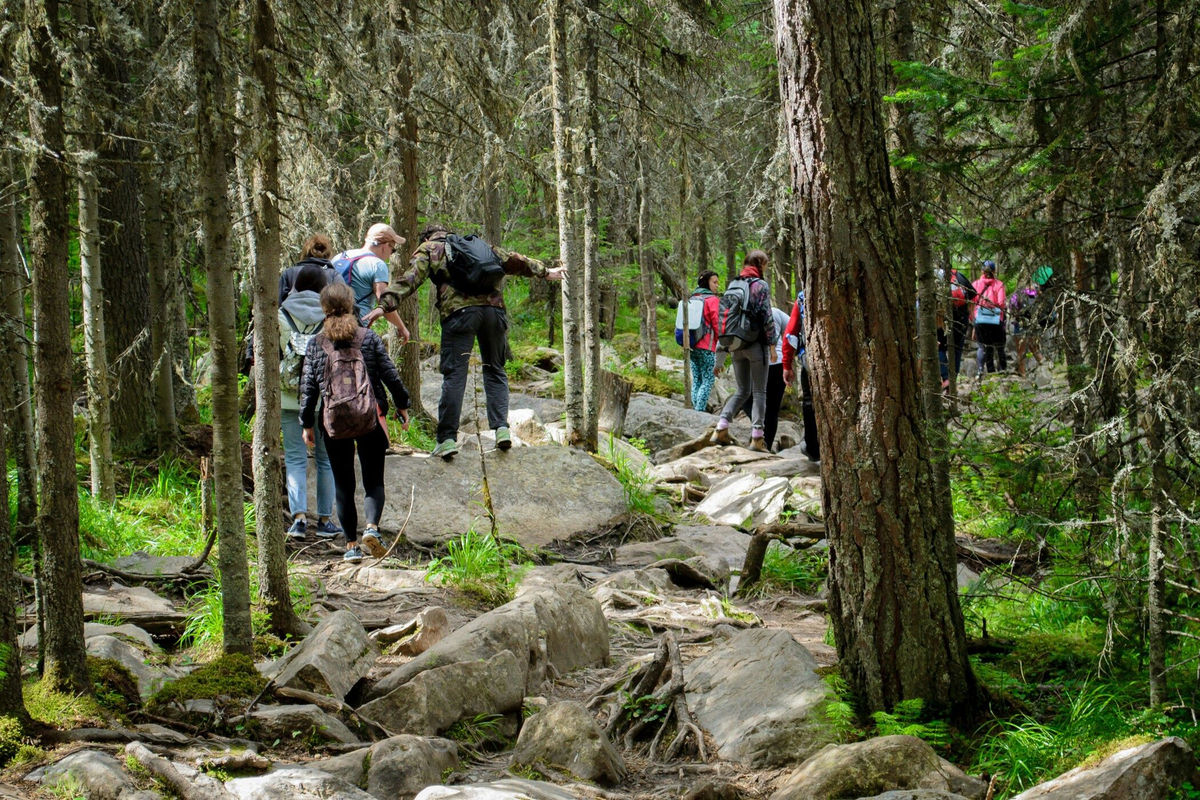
[343,546,363,564]
[286,518,307,539]
[314,519,343,538]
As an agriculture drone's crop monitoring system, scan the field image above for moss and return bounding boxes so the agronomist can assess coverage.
[0,716,23,767]
[1075,734,1154,770]
[24,677,107,728]
[88,656,141,714]
[147,653,266,713]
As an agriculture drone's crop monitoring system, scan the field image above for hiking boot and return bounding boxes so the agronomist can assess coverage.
[749,437,769,453]
[314,519,343,538]
[431,439,459,460]
[286,518,307,539]
[361,529,387,558]
[495,427,512,451]
[713,427,736,446]
[343,546,363,564]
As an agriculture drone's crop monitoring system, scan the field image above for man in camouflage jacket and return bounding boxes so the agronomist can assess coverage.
[378,224,566,459]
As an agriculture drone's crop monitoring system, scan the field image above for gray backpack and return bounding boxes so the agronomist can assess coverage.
[280,309,321,395]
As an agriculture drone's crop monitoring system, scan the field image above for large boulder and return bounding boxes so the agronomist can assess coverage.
[225,766,375,800]
[770,736,987,800]
[27,750,134,800]
[1009,737,1194,800]
[86,634,181,700]
[247,704,360,745]
[266,610,377,700]
[685,628,837,767]
[366,583,608,702]
[311,735,460,800]
[366,446,627,547]
[624,394,716,456]
[415,779,581,800]
[614,525,751,570]
[694,473,792,528]
[511,701,626,785]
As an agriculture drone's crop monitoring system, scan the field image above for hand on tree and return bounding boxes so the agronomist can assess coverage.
[546,266,567,281]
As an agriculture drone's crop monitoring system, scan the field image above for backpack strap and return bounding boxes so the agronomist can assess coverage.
[281,308,300,333]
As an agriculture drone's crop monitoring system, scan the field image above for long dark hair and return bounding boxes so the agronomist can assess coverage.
[697,270,718,290]
[320,283,359,342]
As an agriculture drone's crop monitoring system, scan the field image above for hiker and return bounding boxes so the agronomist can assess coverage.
[332,223,411,341]
[278,234,343,304]
[713,250,778,452]
[299,282,410,563]
[1009,273,1046,377]
[739,305,790,451]
[947,266,976,380]
[685,270,722,411]
[972,259,1007,374]
[377,223,566,460]
[279,264,340,540]
[781,291,819,463]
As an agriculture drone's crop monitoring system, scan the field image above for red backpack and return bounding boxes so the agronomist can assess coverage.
[319,328,378,440]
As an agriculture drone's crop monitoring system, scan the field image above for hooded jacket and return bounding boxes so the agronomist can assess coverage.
[278,290,326,412]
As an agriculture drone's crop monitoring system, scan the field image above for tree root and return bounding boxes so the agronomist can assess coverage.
[125,741,232,800]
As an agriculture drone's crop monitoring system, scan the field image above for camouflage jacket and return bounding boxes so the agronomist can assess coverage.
[378,234,548,321]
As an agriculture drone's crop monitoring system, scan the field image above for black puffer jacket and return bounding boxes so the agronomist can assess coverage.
[297,328,410,430]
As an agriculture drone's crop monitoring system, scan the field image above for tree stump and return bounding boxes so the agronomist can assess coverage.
[598,369,632,437]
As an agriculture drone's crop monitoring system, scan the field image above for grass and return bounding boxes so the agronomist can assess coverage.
[425,527,528,607]
[605,434,658,516]
[742,541,827,596]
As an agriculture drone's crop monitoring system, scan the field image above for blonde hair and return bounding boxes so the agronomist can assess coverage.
[320,283,359,342]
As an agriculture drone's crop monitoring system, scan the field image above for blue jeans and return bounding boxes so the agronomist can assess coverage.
[689,349,717,411]
[282,412,334,518]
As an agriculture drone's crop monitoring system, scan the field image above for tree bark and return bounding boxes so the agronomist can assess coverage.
[635,67,657,375]
[142,159,179,449]
[196,0,254,656]
[78,156,116,503]
[580,0,601,450]
[249,0,305,639]
[549,0,582,446]
[773,0,977,717]
[0,373,30,725]
[27,0,90,694]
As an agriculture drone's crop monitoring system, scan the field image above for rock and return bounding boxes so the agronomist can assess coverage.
[415,778,581,800]
[247,704,360,745]
[225,766,376,800]
[111,552,212,578]
[311,735,460,800]
[857,793,970,800]
[356,650,524,736]
[511,409,552,446]
[368,446,627,547]
[597,435,652,472]
[685,628,837,767]
[682,780,743,800]
[625,394,717,456]
[417,375,563,437]
[21,621,159,651]
[956,564,980,589]
[511,701,626,785]
[1009,737,1194,800]
[694,473,791,528]
[267,609,377,700]
[367,584,608,702]
[86,634,180,699]
[371,607,451,656]
[594,568,676,598]
[614,525,751,571]
[770,735,986,800]
[655,556,731,591]
[29,750,134,800]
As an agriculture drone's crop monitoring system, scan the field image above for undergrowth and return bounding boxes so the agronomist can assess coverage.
[425,527,529,607]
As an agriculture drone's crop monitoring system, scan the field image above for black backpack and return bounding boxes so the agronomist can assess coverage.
[443,234,505,296]
[717,278,762,351]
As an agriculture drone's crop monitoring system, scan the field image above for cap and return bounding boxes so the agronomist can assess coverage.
[982,259,996,272]
[366,223,403,248]
[1033,265,1053,286]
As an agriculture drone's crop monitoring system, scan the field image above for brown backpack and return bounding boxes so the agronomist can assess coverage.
[319,328,377,440]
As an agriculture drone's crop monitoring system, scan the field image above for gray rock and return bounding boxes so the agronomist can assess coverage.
[857,793,970,800]
[771,735,986,800]
[685,628,837,767]
[614,524,751,568]
[1009,737,1194,800]
[415,778,581,800]
[625,394,716,455]
[86,634,180,699]
[225,766,376,800]
[111,552,212,578]
[248,704,360,745]
[311,735,459,800]
[268,609,377,700]
[511,701,626,785]
[356,651,524,736]
[371,607,451,657]
[367,584,608,702]
[694,472,791,528]
[30,750,133,800]
[21,621,158,651]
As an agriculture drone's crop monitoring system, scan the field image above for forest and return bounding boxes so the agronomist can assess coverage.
[1,0,1199,798]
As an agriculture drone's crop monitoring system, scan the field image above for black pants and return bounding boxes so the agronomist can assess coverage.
[438,306,509,444]
[801,365,820,461]
[740,362,785,450]
[975,323,1007,373]
[322,422,388,544]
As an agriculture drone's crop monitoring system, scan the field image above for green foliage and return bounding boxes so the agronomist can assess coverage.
[618,366,683,398]
[621,690,670,725]
[147,653,266,713]
[0,715,24,767]
[604,434,658,516]
[180,578,226,658]
[88,656,141,715]
[446,713,508,759]
[425,528,527,607]
[871,699,952,750]
[47,773,87,800]
[742,541,827,597]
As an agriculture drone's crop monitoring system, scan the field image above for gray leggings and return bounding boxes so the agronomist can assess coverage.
[720,344,768,434]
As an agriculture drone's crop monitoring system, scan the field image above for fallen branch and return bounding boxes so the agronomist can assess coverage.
[125,741,232,800]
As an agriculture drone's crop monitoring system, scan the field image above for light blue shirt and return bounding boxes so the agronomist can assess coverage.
[341,248,391,320]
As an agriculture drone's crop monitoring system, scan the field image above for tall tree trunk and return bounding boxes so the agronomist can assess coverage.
[27,0,90,694]
[78,155,116,503]
[95,42,153,452]
[634,61,657,376]
[677,137,691,400]
[387,0,424,420]
[724,183,738,284]
[774,0,977,717]
[249,0,305,639]
[549,0,582,446]
[196,0,254,656]
[696,174,709,274]
[142,159,179,447]
[0,153,37,546]
[580,0,600,450]
[0,385,29,726]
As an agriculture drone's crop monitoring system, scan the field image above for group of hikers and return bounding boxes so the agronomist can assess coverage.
[676,254,1056,462]
[276,222,564,562]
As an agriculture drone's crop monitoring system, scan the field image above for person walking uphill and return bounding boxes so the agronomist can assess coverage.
[299,283,410,563]
[377,223,566,460]
[686,270,722,411]
[333,223,411,342]
[972,259,1008,374]
[713,250,778,452]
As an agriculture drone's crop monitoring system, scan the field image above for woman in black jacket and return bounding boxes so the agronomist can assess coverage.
[299,282,409,562]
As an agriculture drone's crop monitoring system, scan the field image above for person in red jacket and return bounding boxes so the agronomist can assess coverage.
[972,259,1008,374]
[687,271,723,411]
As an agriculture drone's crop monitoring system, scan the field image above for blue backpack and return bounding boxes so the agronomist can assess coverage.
[331,250,377,309]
